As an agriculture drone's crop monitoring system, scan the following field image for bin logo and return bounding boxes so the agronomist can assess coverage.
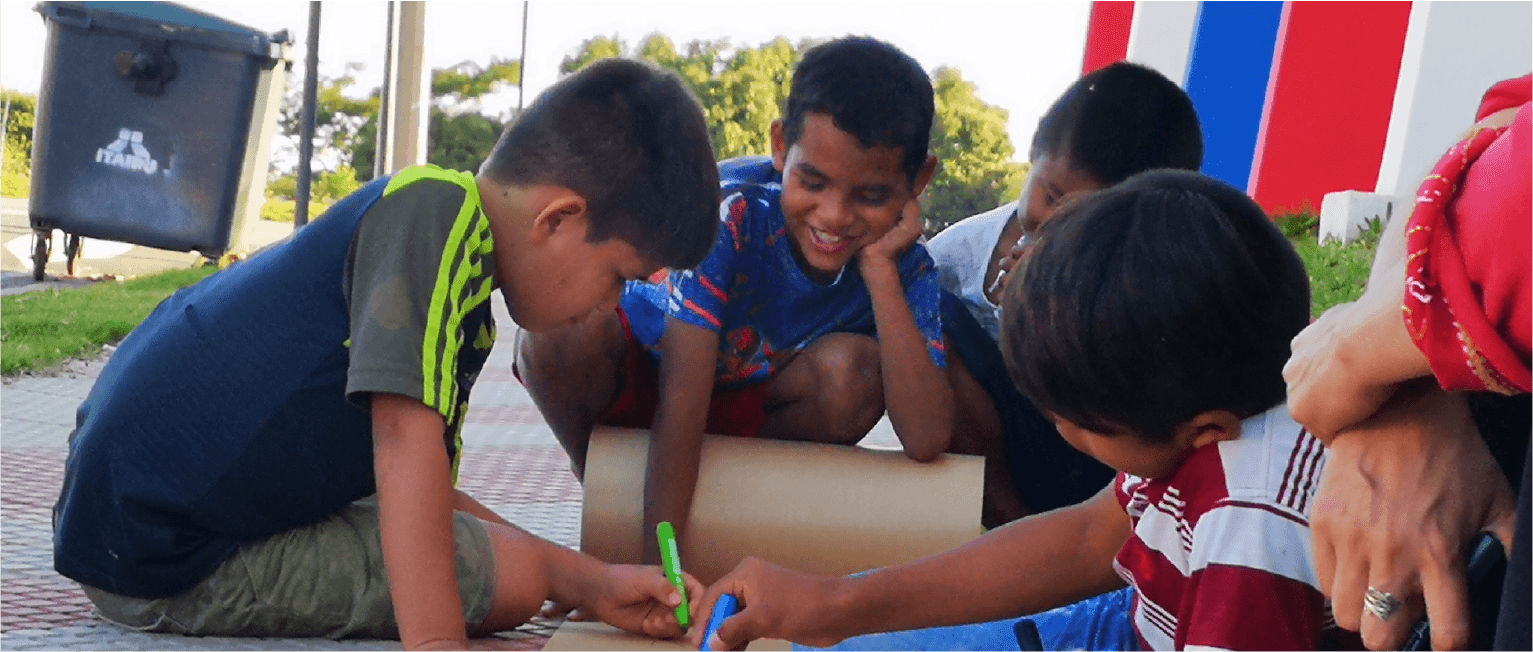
[96,128,161,175]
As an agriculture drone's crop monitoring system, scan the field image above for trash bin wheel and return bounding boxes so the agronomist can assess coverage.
[64,233,81,277]
[31,230,51,282]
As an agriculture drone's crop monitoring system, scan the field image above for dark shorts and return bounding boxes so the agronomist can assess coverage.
[597,307,770,439]
[940,291,1115,513]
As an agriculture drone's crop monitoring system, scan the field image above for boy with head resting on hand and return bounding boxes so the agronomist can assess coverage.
[694,170,1365,651]
[517,36,952,565]
[52,59,716,651]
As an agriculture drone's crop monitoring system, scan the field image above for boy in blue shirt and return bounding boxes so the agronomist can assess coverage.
[52,59,718,650]
[518,37,952,564]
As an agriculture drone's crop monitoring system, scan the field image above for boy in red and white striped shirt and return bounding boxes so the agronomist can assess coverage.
[695,170,1361,651]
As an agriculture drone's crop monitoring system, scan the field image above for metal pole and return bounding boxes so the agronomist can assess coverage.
[295,1,321,228]
[375,1,394,180]
[517,1,528,113]
[389,2,428,172]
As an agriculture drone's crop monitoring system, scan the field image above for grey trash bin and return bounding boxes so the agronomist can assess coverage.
[28,1,290,280]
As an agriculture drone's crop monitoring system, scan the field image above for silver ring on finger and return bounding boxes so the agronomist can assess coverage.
[1364,586,1402,621]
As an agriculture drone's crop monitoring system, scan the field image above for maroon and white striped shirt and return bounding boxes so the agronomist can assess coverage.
[1112,405,1362,650]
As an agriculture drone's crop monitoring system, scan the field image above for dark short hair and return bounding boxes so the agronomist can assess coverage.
[1031,62,1203,184]
[480,58,719,270]
[1001,170,1309,443]
[782,36,934,183]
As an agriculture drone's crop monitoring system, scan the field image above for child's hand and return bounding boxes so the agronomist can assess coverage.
[858,198,924,268]
[583,564,705,639]
[690,557,846,651]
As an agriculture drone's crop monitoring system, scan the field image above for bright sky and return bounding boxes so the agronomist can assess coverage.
[1,1,1091,163]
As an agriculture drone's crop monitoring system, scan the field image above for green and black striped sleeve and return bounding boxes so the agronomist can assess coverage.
[343,167,498,430]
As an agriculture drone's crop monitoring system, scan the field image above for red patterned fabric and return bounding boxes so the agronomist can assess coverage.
[1403,75,1531,395]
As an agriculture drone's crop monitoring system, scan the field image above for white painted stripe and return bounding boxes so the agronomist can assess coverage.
[1376,1,1533,197]
[1125,0,1202,86]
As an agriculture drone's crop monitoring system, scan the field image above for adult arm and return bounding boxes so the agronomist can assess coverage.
[1311,381,1516,650]
[860,199,954,461]
[642,317,721,564]
[693,482,1130,649]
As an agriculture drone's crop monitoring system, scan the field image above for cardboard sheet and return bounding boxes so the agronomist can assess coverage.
[580,426,985,585]
[542,621,790,651]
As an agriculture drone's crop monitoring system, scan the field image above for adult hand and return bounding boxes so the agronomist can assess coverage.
[1312,383,1517,650]
[1285,259,1431,443]
[690,557,848,651]
[859,198,924,268]
[578,564,704,640]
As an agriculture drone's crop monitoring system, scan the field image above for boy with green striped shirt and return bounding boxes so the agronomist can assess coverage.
[52,59,717,650]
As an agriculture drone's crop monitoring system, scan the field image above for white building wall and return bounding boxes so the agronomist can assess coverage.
[1375,1,1533,198]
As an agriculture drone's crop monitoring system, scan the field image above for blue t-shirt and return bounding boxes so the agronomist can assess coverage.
[51,167,499,599]
[620,157,946,386]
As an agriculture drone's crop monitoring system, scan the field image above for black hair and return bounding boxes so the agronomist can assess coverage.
[1031,61,1203,184]
[480,58,719,270]
[782,36,934,183]
[1001,169,1309,443]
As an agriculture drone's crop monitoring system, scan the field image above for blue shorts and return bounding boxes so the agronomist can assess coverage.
[940,291,1114,513]
[796,586,1138,651]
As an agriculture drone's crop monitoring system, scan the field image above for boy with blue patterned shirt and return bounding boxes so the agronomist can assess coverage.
[518,36,952,565]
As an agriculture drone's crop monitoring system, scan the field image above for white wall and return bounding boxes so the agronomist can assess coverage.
[1124,1,1201,86]
[1375,1,1533,198]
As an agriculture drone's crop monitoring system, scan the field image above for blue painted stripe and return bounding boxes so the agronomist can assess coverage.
[1184,1,1285,191]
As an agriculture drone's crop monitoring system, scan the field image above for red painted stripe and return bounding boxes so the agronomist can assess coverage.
[1082,1,1135,74]
[1249,1,1412,214]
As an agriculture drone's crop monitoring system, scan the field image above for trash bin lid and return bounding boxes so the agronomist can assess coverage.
[36,1,290,60]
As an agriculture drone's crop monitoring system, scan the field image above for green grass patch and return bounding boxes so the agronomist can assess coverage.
[1,266,218,375]
[1277,210,1384,318]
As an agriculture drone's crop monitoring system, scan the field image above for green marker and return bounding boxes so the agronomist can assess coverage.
[656,521,691,629]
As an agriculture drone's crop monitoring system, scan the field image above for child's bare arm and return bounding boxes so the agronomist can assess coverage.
[642,316,721,564]
[371,392,469,650]
[693,482,1131,649]
[859,200,953,461]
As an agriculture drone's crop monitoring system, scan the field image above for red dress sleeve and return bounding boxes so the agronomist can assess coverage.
[1403,75,1531,394]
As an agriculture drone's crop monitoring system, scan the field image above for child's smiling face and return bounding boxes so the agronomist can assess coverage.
[771,112,922,283]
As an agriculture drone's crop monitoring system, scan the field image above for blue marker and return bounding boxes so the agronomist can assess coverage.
[700,594,739,651]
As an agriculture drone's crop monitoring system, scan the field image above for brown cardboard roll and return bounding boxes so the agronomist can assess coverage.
[580,426,985,586]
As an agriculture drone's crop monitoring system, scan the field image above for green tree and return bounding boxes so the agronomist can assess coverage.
[558,37,1024,231]
[563,35,800,160]
[2,89,37,198]
[561,35,626,75]
[924,67,1026,234]
[276,63,380,173]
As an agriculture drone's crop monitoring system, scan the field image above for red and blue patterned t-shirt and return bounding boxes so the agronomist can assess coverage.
[619,157,946,386]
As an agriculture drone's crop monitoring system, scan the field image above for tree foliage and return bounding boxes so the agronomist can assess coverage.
[561,36,1023,232]
[277,57,521,188]
[2,89,36,198]
[925,67,1026,233]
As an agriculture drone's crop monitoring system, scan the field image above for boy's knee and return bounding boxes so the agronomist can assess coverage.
[802,333,884,443]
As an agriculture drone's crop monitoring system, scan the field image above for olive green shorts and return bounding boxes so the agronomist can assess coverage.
[81,497,497,640]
